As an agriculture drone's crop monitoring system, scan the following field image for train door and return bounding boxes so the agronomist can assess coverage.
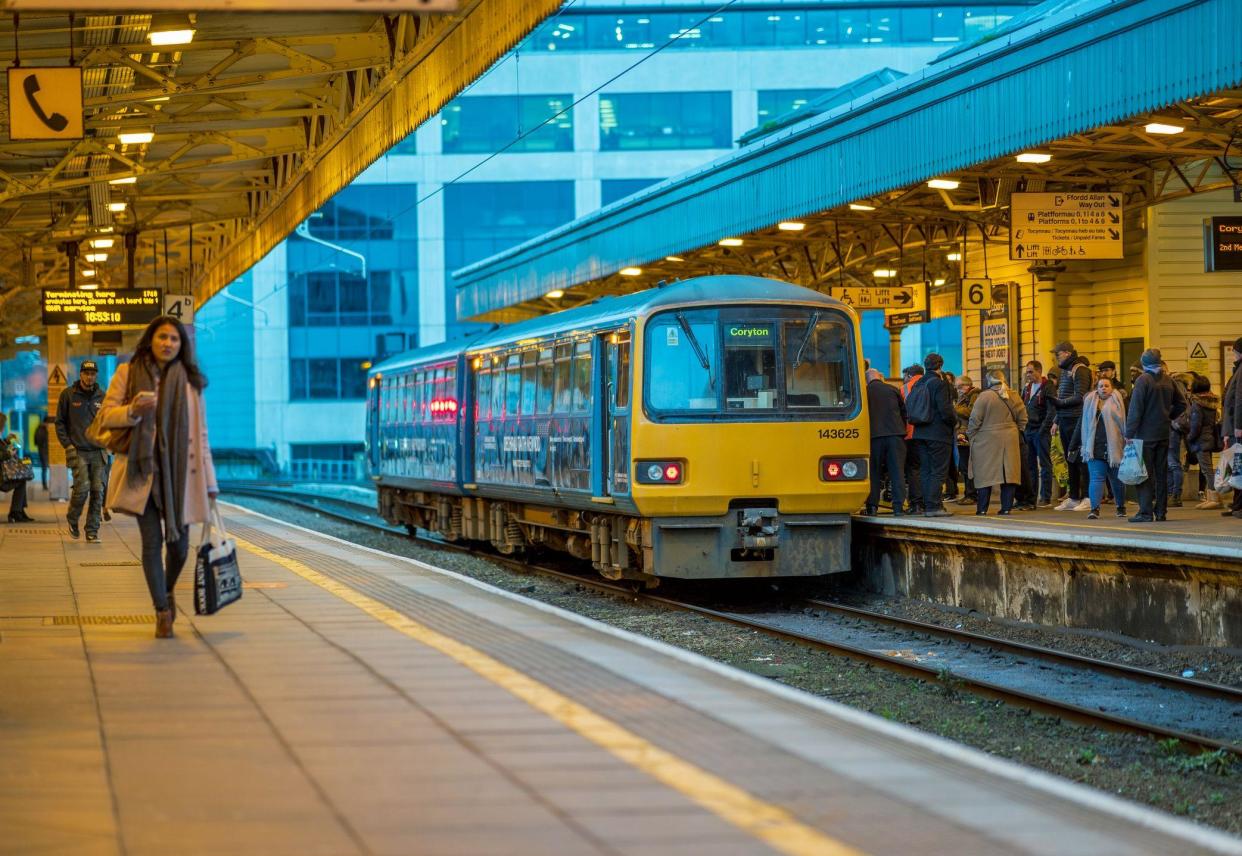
[366,374,381,477]
[604,329,632,497]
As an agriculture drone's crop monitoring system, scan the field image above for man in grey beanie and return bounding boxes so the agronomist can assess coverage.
[1124,348,1187,522]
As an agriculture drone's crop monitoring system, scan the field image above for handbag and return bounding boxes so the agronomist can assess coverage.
[195,502,243,615]
[1,455,33,482]
[1118,439,1147,485]
[85,410,132,455]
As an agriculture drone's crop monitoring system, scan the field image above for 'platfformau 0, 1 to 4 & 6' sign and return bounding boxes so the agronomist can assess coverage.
[41,288,163,326]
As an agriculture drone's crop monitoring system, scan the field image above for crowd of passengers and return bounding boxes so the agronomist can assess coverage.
[864,337,1242,523]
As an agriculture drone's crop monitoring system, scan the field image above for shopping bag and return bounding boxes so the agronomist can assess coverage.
[195,502,243,615]
[1118,439,1147,486]
[1217,446,1236,495]
[1050,434,1069,489]
[1231,446,1242,492]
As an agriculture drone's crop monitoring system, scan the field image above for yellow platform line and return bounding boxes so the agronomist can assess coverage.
[232,535,864,856]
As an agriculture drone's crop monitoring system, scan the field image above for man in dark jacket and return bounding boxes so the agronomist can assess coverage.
[900,364,924,513]
[33,416,49,491]
[910,353,956,517]
[1050,342,1094,510]
[864,369,907,516]
[55,360,106,542]
[1222,338,1242,519]
[1124,348,1187,523]
[1021,360,1056,506]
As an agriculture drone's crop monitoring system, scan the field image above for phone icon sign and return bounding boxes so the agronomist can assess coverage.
[7,66,83,141]
[23,75,69,132]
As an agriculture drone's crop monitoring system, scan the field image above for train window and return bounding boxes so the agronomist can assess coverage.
[553,344,573,412]
[647,311,718,410]
[722,320,777,410]
[536,348,554,414]
[444,365,456,411]
[783,317,854,408]
[610,333,631,409]
[520,351,538,415]
[491,362,506,419]
[571,341,592,412]
[505,354,522,416]
[476,365,492,420]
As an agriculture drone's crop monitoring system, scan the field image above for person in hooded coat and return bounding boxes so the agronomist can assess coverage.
[966,371,1028,515]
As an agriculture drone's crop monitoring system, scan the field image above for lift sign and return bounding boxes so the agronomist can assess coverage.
[42,288,163,326]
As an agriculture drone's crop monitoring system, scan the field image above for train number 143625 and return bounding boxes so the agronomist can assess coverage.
[817,428,860,439]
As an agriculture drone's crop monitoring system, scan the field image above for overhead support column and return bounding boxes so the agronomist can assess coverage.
[889,330,902,378]
[1029,263,1064,367]
[46,326,69,501]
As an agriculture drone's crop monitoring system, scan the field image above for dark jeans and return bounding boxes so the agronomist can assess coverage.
[1023,431,1053,502]
[1057,417,1085,499]
[137,497,190,612]
[3,478,28,516]
[904,438,922,509]
[68,448,107,536]
[957,444,976,498]
[976,483,1016,514]
[1136,439,1170,519]
[914,439,951,511]
[38,450,48,490]
[869,436,906,512]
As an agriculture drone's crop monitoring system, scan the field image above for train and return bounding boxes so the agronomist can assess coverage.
[366,275,869,584]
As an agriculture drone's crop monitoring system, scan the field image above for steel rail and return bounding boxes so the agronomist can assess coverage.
[220,485,1242,758]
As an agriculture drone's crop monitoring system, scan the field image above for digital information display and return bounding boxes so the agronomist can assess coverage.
[42,288,163,326]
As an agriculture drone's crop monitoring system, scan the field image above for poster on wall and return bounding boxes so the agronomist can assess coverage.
[981,319,1009,371]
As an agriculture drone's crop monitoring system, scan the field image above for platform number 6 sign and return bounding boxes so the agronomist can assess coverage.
[960,278,994,311]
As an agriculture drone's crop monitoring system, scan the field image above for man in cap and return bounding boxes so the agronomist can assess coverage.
[1223,337,1242,519]
[55,360,107,542]
[1124,348,1187,523]
[1049,342,1094,510]
[1096,360,1125,399]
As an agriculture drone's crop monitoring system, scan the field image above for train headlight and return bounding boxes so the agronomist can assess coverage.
[646,464,664,482]
[841,461,859,479]
[636,460,686,485]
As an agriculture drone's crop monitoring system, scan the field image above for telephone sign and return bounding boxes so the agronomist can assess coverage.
[7,67,83,141]
[960,278,994,311]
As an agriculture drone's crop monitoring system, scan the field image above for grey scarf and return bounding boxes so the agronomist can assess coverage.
[127,358,190,542]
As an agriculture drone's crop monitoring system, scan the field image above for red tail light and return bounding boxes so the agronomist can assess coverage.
[636,460,685,485]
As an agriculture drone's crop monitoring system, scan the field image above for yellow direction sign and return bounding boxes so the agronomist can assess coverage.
[7,66,83,141]
[960,278,994,311]
[1010,192,1124,261]
[827,285,925,311]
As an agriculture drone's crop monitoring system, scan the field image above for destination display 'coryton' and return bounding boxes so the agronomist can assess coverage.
[41,288,163,326]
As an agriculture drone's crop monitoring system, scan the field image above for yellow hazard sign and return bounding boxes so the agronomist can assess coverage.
[1187,340,1210,375]
[7,66,83,141]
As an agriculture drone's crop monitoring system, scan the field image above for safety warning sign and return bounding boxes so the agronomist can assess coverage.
[1010,192,1124,261]
[1187,340,1211,375]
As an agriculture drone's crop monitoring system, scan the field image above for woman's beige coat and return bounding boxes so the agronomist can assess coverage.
[98,362,218,523]
[966,387,1029,489]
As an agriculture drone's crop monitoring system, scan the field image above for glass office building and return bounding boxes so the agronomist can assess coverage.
[197,1,1032,479]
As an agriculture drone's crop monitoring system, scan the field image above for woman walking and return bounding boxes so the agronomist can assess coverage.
[966,371,1028,515]
[0,413,34,522]
[1071,377,1128,519]
[1184,374,1223,509]
[97,316,217,638]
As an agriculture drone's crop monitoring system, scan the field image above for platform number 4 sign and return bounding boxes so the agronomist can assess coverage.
[961,277,994,311]
[164,294,194,323]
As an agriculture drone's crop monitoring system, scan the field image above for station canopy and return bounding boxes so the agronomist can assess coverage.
[454,0,1242,323]
[0,2,558,346]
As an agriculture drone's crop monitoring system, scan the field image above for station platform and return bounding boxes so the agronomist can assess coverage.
[3,494,1241,856]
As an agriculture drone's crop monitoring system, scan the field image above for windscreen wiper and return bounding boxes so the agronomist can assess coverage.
[676,312,715,390]
[791,311,821,369]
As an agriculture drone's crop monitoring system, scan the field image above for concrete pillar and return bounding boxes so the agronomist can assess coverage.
[889,330,902,379]
[46,326,69,500]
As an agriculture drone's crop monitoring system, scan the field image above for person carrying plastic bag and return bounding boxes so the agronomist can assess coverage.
[1122,349,1186,523]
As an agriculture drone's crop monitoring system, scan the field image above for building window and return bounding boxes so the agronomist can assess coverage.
[291,443,364,461]
[601,178,662,207]
[288,271,395,328]
[443,181,576,270]
[389,129,417,155]
[290,358,371,401]
[304,198,393,241]
[441,94,573,154]
[599,92,732,151]
[757,89,831,123]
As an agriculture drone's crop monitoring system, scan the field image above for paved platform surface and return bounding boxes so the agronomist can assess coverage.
[3,492,1241,856]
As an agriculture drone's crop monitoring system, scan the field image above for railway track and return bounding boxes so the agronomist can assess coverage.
[220,483,1242,758]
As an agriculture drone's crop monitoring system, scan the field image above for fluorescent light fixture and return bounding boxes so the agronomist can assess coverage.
[849,203,876,211]
[85,253,108,263]
[544,289,565,299]
[81,269,96,277]
[66,326,81,334]
[619,267,642,276]
[148,28,195,46]
[718,237,743,247]
[89,238,115,249]
[79,283,98,290]
[873,269,897,278]
[933,278,946,286]
[96,226,114,233]
[108,176,137,185]
[1015,152,1052,164]
[107,202,127,212]
[66,323,79,329]
[928,178,960,190]
[946,252,962,262]
[117,131,154,145]
[664,255,684,262]
[777,221,805,231]
[1144,122,1183,135]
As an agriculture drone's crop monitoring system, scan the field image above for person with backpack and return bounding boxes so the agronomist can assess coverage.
[952,375,980,506]
[1049,342,1094,510]
[1182,374,1223,510]
[864,369,908,516]
[907,353,956,517]
[900,365,924,513]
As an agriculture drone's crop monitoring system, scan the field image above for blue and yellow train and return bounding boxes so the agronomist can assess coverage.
[367,275,869,583]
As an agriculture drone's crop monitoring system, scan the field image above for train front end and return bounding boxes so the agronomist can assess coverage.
[628,297,868,579]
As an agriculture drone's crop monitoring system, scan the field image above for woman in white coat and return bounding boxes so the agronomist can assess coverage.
[98,316,217,638]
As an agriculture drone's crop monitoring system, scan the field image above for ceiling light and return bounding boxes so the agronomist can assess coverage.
[85,253,108,263]
[108,176,137,185]
[718,237,743,247]
[933,278,946,286]
[1015,152,1052,164]
[544,289,565,299]
[148,28,195,47]
[96,226,114,233]
[1144,122,1184,135]
[67,326,81,334]
[107,202,127,212]
[849,203,876,211]
[117,131,154,145]
[665,255,684,262]
[873,269,897,278]
[619,267,642,276]
[78,283,98,291]
[946,252,962,261]
[89,238,115,249]
[81,269,96,277]
[928,178,960,190]
[777,221,805,231]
